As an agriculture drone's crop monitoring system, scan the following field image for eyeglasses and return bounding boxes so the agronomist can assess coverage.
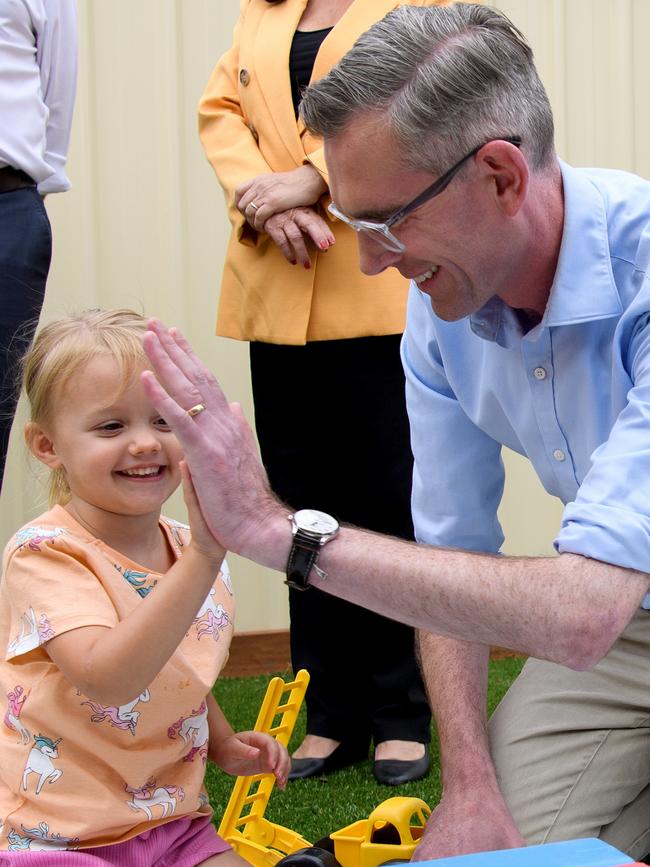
[328,136,522,254]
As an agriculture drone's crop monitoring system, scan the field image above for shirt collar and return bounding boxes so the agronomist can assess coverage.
[470,160,622,348]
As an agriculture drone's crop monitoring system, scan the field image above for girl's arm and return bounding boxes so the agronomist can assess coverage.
[45,463,225,707]
[206,691,289,788]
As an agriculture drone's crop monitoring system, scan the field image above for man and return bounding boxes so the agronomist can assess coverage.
[142,4,650,862]
[0,0,77,491]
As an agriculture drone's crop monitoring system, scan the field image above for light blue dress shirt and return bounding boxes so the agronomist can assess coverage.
[403,161,650,606]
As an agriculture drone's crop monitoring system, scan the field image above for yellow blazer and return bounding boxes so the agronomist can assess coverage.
[200,0,452,345]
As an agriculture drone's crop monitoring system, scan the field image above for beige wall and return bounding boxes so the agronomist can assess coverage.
[2,1,648,629]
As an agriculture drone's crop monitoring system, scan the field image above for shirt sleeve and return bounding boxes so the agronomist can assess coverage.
[3,531,118,661]
[403,285,506,552]
[36,0,77,194]
[557,309,650,574]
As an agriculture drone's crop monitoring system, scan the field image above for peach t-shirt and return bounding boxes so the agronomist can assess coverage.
[0,506,234,852]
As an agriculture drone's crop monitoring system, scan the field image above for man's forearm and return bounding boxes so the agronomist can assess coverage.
[412,634,524,861]
[418,633,494,787]
[303,525,648,668]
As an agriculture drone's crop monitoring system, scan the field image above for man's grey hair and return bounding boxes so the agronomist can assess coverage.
[300,4,555,175]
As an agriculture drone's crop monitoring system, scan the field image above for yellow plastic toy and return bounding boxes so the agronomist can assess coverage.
[327,797,431,867]
[218,669,312,866]
[218,670,432,867]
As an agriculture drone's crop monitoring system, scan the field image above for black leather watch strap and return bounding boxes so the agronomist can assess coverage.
[285,529,321,591]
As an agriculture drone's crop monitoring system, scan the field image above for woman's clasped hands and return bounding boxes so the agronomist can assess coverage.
[235,164,335,268]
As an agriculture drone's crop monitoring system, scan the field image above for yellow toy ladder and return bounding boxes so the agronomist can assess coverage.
[218,669,312,866]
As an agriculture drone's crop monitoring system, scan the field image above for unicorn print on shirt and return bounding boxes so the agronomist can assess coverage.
[14,526,67,553]
[4,685,30,744]
[22,735,63,794]
[125,778,185,820]
[194,589,231,641]
[81,688,150,735]
[167,701,209,763]
[112,563,157,598]
[6,608,53,657]
[7,822,79,851]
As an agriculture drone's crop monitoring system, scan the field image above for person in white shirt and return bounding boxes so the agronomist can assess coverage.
[0,0,77,491]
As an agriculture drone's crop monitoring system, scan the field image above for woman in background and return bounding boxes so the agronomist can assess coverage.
[198,0,448,785]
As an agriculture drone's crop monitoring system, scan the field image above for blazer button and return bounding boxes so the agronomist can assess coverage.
[239,68,251,86]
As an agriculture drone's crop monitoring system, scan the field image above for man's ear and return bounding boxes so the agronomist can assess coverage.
[25,422,62,470]
[478,140,529,218]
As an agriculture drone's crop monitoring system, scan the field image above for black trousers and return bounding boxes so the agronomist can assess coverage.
[0,187,52,492]
[250,336,431,748]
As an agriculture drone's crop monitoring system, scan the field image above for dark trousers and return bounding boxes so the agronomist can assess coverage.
[0,187,52,491]
[250,336,431,748]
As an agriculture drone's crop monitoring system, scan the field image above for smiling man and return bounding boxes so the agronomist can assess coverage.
[142,4,650,863]
[299,3,650,861]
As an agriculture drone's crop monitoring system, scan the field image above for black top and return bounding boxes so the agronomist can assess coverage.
[289,27,332,117]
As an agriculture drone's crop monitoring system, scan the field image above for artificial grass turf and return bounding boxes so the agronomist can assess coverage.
[207,655,526,843]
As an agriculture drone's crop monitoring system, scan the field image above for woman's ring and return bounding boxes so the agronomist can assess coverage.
[187,403,206,418]
[249,202,259,211]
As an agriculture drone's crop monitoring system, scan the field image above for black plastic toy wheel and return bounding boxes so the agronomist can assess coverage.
[312,836,335,854]
[276,847,343,867]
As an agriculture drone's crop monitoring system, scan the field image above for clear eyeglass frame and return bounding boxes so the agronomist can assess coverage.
[328,136,522,253]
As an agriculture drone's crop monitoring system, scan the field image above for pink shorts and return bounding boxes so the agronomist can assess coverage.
[0,816,230,866]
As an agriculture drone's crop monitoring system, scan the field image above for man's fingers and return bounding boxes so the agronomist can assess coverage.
[140,369,203,445]
[145,322,230,414]
[142,327,200,406]
[230,402,256,442]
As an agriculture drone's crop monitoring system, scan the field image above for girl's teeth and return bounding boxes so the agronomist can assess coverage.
[124,467,159,476]
[414,266,439,285]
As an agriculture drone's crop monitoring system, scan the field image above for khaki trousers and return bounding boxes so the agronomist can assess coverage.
[489,609,650,861]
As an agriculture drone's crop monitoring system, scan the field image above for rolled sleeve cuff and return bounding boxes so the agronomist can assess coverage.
[556,502,650,608]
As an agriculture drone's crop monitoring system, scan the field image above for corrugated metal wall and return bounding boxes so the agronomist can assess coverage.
[2,1,648,630]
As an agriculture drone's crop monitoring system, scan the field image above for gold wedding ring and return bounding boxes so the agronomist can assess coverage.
[187,403,206,418]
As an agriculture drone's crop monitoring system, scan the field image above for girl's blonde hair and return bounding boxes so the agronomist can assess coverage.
[23,309,149,506]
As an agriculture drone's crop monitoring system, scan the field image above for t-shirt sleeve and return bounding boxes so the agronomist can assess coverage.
[3,531,118,661]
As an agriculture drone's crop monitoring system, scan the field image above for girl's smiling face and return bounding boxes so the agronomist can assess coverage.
[29,353,183,529]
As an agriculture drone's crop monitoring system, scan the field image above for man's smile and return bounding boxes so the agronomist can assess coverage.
[413,266,440,285]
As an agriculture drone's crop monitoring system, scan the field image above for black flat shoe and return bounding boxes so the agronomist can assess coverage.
[288,742,368,781]
[373,752,430,786]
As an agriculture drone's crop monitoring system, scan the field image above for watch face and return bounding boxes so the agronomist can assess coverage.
[294,509,339,536]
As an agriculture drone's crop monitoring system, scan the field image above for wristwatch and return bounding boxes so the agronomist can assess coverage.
[285,509,340,591]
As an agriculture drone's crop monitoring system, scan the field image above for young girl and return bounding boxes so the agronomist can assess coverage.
[0,309,288,864]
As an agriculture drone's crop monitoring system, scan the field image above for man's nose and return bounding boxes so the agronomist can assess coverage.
[357,234,402,276]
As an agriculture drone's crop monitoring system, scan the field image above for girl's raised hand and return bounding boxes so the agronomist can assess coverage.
[212,731,290,789]
[180,460,225,566]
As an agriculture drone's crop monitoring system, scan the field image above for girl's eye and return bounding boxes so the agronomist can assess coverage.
[154,417,171,431]
[96,422,122,435]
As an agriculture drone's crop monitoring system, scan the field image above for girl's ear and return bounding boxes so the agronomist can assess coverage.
[25,422,62,469]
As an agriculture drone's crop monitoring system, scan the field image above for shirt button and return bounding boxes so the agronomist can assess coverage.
[553,449,565,462]
[533,367,547,380]
[239,68,251,86]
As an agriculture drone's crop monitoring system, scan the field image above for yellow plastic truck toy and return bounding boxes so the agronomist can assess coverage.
[326,796,431,867]
[218,670,432,867]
